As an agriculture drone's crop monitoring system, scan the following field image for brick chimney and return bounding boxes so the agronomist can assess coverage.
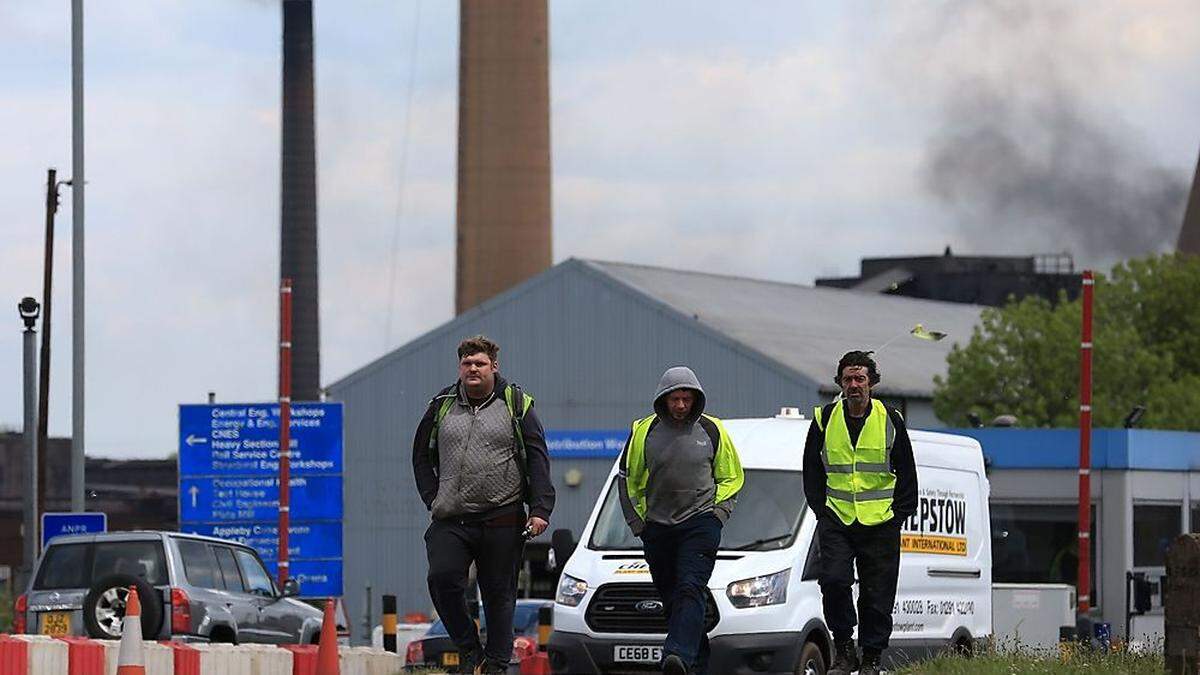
[455,0,552,314]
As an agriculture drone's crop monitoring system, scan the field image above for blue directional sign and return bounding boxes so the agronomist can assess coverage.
[185,522,343,561]
[42,512,107,547]
[263,559,343,597]
[179,403,343,597]
[179,475,343,522]
[545,430,628,458]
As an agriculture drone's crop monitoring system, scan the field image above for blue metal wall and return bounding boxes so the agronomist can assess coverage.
[326,260,820,636]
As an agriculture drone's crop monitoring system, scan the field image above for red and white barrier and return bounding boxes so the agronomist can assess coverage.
[97,640,174,675]
[0,636,30,675]
[158,641,201,675]
[2,634,400,675]
[339,647,402,675]
[11,634,69,674]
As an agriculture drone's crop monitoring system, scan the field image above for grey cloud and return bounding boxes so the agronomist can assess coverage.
[915,1,1190,260]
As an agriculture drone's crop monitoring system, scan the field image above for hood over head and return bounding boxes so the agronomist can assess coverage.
[653,366,706,423]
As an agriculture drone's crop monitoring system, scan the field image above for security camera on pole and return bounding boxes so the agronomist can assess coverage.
[18,297,40,586]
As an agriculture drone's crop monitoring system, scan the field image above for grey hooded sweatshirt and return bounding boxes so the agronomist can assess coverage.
[619,366,737,534]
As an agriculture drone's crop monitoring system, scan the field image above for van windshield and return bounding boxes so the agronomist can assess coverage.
[588,469,806,551]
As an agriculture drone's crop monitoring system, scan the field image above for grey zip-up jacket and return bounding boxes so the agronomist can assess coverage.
[618,366,742,534]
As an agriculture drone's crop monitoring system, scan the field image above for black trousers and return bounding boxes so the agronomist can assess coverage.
[425,518,525,665]
[641,512,722,675]
[816,517,901,654]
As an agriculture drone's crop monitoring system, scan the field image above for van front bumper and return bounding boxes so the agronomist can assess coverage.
[548,630,804,675]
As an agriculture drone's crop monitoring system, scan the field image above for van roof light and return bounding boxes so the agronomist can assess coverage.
[776,407,805,419]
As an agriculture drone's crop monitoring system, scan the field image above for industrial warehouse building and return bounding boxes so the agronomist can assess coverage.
[957,427,1200,640]
[325,258,986,632]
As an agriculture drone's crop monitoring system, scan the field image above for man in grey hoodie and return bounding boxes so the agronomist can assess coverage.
[619,366,745,675]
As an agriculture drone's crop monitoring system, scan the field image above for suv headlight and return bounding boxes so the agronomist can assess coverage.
[726,568,790,608]
[556,574,588,607]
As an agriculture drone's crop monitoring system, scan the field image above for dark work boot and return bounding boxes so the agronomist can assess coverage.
[827,641,860,675]
[479,658,508,674]
[859,650,883,675]
[662,653,688,675]
[447,648,482,674]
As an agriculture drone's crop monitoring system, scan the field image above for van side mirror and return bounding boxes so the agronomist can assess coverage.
[282,578,301,598]
[551,529,577,570]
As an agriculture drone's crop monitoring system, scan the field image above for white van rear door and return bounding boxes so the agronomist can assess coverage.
[893,464,991,642]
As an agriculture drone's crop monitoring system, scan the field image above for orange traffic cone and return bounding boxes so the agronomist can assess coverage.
[116,586,146,675]
[315,597,340,675]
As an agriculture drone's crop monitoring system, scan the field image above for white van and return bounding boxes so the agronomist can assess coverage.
[547,409,992,674]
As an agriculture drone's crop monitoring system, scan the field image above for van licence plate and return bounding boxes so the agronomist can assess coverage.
[614,645,661,663]
[442,652,460,667]
[40,612,71,637]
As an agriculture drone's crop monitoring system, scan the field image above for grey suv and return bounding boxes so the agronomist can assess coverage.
[17,530,328,644]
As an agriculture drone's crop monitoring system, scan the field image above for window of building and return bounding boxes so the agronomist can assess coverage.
[1133,504,1181,567]
[991,503,1098,605]
[1191,502,1200,534]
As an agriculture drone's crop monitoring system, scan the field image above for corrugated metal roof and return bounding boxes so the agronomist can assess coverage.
[584,259,984,398]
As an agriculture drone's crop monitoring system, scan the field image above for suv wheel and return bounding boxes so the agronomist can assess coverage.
[83,574,163,640]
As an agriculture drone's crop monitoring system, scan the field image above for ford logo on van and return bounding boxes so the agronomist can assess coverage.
[635,600,664,614]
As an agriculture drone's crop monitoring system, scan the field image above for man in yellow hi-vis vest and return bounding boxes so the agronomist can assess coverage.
[802,351,918,675]
[619,366,744,675]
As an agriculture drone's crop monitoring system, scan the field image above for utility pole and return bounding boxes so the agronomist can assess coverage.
[278,279,293,586]
[19,297,40,583]
[71,0,86,512]
[37,169,64,533]
[1077,270,1095,630]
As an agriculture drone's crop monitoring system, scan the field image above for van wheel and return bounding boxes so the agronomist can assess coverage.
[795,640,826,675]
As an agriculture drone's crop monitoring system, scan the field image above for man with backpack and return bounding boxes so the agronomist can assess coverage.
[412,335,555,674]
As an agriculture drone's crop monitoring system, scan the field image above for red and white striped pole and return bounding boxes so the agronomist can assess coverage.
[279,279,293,586]
[1077,270,1094,616]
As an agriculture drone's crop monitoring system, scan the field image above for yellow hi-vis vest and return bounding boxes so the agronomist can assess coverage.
[813,399,897,526]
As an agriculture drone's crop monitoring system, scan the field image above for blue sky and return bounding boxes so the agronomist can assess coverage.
[1,1,1198,457]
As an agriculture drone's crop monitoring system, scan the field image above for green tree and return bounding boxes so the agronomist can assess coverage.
[933,254,1200,430]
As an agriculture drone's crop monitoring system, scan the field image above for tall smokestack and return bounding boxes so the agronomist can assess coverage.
[455,0,552,314]
[1177,150,1200,255]
[280,0,320,399]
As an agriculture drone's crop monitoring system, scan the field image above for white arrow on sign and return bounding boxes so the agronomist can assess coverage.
[188,485,200,508]
[186,434,208,447]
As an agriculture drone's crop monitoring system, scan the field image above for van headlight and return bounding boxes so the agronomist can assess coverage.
[556,574,588,607]
[726,569,790,608]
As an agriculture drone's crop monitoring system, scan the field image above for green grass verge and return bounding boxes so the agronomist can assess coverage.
[896,642,1165,674]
